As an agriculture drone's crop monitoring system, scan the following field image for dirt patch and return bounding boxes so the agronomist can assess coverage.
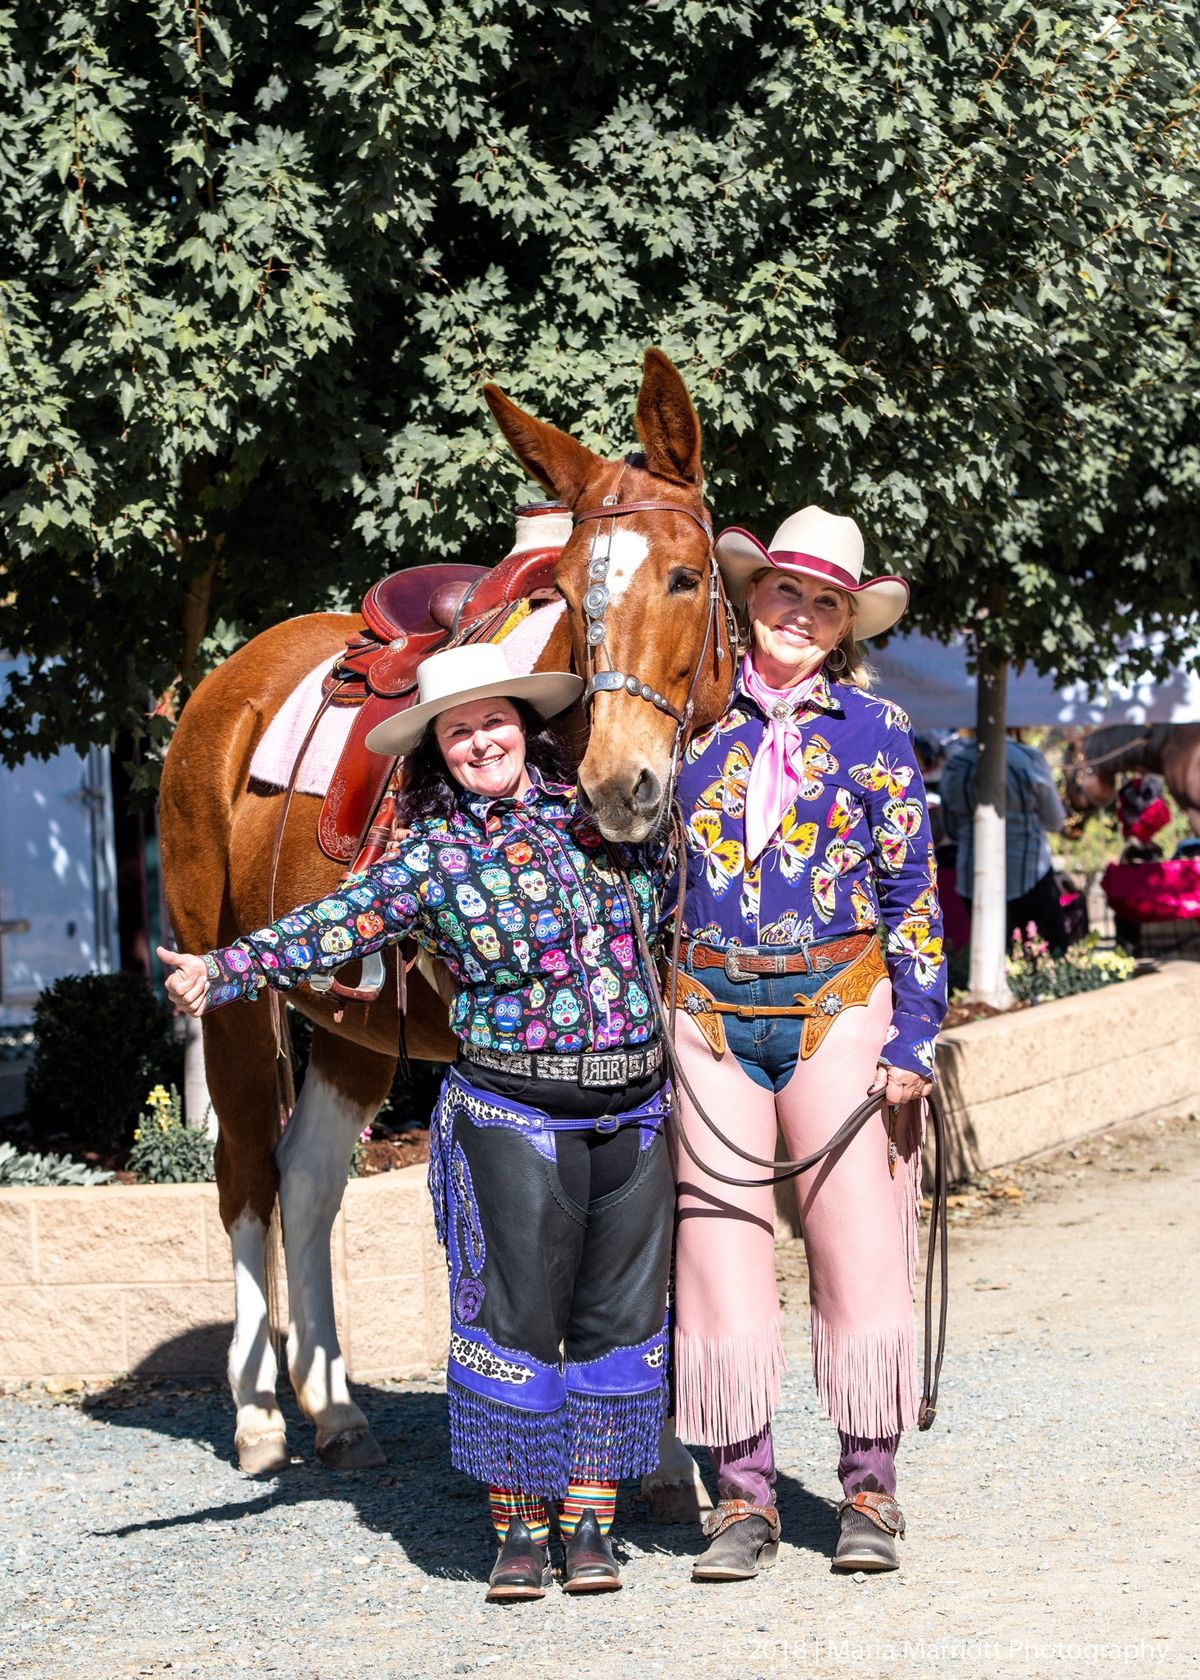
[941,997,1030,1030]
[357,1129,429,1173]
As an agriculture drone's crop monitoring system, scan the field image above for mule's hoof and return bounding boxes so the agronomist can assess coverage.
[236,1430,290,1476]
[316,1427,387,1470]
[642,1478,714,1526]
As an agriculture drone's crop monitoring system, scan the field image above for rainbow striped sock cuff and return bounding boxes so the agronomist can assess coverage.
[558,1480,618,1538]
[488,1486,550,1546]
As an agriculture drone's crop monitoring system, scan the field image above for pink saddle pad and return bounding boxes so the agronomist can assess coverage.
[246,599,567,800]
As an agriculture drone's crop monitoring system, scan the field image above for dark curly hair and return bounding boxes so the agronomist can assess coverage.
[395,697,578,827]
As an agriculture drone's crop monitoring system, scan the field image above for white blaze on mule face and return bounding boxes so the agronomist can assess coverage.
[591,528,650,601]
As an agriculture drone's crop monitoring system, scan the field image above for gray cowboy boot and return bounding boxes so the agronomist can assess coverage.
[692,1499,781,1582]
[832,1489,906,1572]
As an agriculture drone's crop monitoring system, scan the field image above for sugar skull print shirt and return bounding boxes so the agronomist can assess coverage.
[201,777,663,1058]
[677,664,947,1080]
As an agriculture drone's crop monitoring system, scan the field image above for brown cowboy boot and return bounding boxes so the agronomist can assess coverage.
[691,1498,781,1582]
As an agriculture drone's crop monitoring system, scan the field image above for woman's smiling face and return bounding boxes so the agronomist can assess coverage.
[435,697,531,800]
[745,570,854,688]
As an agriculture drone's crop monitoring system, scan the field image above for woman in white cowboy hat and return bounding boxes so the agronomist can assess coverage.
[159,644,675,1603]
[671,506,947,1579]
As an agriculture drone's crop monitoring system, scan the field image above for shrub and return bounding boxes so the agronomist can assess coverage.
[127,1085,215,1184]
[26,972,182,1156]
[0,1140,115,1186]
[1006,928,1137,1007]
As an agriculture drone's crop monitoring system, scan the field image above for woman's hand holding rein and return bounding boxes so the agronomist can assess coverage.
[870,1062,932,1108]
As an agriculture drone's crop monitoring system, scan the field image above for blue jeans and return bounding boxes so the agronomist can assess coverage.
[680,941,870,1093]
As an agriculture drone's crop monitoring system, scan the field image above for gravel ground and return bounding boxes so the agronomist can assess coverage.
[2,1113,1197,1680]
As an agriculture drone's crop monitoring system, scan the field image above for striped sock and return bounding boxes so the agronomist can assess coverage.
[558,1480,618,1538]
[488,1486,550,1545]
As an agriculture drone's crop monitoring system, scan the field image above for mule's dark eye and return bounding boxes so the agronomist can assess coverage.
[668,568,701,595]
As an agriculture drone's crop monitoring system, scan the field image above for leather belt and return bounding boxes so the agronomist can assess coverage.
[680,931,874,979]
[460,1040,664,1089]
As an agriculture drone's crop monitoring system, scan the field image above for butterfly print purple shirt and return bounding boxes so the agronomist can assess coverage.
[677,665,948,1079]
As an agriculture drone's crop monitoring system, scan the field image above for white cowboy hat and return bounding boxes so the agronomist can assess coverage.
[364,644,583,758]
[715,505,909,639]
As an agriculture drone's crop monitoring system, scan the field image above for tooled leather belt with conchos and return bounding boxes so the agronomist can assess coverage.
[666,935,887,1062]
[680,930,874,977]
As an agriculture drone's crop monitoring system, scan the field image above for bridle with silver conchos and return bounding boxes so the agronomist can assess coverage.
[570,464,736,790]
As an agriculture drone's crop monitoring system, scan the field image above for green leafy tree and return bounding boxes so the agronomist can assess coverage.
[2,0,1198,809]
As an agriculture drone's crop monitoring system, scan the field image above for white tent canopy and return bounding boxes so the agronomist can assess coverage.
[869,631,1200,731]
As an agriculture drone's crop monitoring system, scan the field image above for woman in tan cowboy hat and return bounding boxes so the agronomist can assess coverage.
[159,644,675,1603]
[672,506,947,1579]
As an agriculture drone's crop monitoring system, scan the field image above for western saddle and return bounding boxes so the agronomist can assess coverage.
[314,502,571,876]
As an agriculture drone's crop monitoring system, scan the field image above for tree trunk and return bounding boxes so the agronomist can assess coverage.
[176,456,220,691]
[968,643,1014,1008]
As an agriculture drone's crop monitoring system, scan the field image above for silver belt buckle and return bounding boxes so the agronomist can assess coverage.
[723,947,749,982]
[581,1051,628,1088]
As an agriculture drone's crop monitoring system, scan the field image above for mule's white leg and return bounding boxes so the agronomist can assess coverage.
[640,1417,713,1525]
[275,1063,387,1469]
[228,1209,290,1475]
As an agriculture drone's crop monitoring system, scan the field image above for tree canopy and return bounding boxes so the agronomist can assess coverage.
[2,1,1198,769]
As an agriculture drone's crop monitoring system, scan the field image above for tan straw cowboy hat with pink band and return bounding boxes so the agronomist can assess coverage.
[715,504,910,639]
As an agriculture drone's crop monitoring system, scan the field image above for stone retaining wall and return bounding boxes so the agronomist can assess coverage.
[935,960,1200,1181]
[4,962,1199,1383]
[0,1165,448,1385]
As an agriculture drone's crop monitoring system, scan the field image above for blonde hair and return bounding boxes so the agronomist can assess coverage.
[742,570,873,691]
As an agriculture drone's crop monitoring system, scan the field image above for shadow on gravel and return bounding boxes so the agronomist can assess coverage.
[79,1371,837,1580]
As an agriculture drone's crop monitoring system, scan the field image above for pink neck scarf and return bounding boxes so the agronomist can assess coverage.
[741,654,826,862]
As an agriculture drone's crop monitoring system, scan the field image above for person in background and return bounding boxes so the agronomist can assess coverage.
[939,730,1068,950]
[914,731,971,952]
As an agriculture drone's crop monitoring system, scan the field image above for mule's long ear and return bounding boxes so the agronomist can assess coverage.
[483,384,599,506]
[635,347,703,485]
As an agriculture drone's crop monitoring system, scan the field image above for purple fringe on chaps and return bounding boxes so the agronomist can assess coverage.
[448,1381,666,1499]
